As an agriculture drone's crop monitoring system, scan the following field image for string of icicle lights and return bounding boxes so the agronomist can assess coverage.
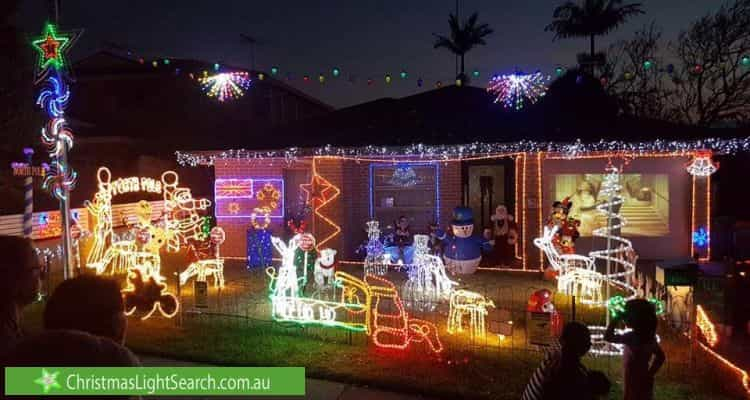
[176,137,750,167]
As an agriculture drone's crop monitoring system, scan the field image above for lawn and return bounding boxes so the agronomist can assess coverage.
[23,258,748,399]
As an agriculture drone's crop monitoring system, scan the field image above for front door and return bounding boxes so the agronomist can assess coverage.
[462,160,514,230]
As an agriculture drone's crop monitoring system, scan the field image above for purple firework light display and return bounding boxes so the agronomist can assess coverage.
[487,71,549,111]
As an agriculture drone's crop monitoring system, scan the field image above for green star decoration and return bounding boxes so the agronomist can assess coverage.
[31,23,71,72]
[34,368,61,394]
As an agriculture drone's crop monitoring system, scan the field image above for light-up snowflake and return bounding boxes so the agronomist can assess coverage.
[693,227,709,247]
[487,71,549,110]
[199,72,251,102]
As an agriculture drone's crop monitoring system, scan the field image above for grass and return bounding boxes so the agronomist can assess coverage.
[23,258,748,400]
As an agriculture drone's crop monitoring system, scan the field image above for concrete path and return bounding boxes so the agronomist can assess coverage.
[139,355,434,400]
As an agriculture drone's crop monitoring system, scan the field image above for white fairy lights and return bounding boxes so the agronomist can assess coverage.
[175,138,750,167]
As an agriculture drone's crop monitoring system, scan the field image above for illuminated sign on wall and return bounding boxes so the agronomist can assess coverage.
[215,178,284,218]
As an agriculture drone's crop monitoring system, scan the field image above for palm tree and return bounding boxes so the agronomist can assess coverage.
[433,12,493,82]
[545,0,644,60]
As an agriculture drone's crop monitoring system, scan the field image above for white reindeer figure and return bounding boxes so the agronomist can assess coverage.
[405,235,457,304]
[534,225,595,273]
[448,290,496,338]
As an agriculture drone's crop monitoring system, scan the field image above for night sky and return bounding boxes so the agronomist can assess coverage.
[17,0,719,108]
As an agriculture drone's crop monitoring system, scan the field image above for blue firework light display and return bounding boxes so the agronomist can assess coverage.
[389,163,419,187]
[487,71,549,110]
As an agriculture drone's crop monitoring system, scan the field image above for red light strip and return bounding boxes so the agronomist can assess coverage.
[522,153,528,270]
[537,152,544,271]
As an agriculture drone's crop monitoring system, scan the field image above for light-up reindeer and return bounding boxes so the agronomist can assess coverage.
[447,290,496,339]
[162,171,211,253]
[180,227,226,289]
[404,234,457,306]
[534,225,603,304]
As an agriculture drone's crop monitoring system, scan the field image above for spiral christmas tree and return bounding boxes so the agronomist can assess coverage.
[535,165,639,356]
[586,165,638,356]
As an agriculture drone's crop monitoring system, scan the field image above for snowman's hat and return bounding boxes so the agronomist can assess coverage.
[452,207,474,226]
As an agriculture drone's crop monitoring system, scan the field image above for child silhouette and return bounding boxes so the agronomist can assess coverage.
[605,299,665,400]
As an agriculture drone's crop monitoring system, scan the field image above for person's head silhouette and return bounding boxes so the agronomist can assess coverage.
[44,275,127,344]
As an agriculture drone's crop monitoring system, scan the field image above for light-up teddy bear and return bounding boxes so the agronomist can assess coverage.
[442,207,491,275]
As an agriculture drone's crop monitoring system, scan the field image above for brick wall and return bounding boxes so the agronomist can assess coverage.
[212,158,476,262]
[214,158,306,258]
[339,161,463,259]
[521,153,543,271]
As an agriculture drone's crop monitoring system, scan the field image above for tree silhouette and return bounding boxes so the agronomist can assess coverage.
[546,0,644,67]
[433,12,493,83]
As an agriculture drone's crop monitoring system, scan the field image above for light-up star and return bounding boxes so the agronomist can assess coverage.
[34,369,61,394]
[300,175,335,205]
[32,23,71,71]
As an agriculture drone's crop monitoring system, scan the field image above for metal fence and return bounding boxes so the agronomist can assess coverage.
[34,250,750,399]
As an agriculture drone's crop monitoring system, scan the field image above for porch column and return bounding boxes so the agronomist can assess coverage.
[691,175,711,261]
[521,152,544,270]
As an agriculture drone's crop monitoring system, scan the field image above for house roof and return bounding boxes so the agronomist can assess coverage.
[175,81,750,165]
[66,51,334,154]
[72,51,333,112]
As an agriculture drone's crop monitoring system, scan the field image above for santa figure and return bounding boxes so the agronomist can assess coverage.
[489,205,518,267]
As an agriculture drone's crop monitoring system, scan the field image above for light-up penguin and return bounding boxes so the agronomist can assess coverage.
[442,207,491,275]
